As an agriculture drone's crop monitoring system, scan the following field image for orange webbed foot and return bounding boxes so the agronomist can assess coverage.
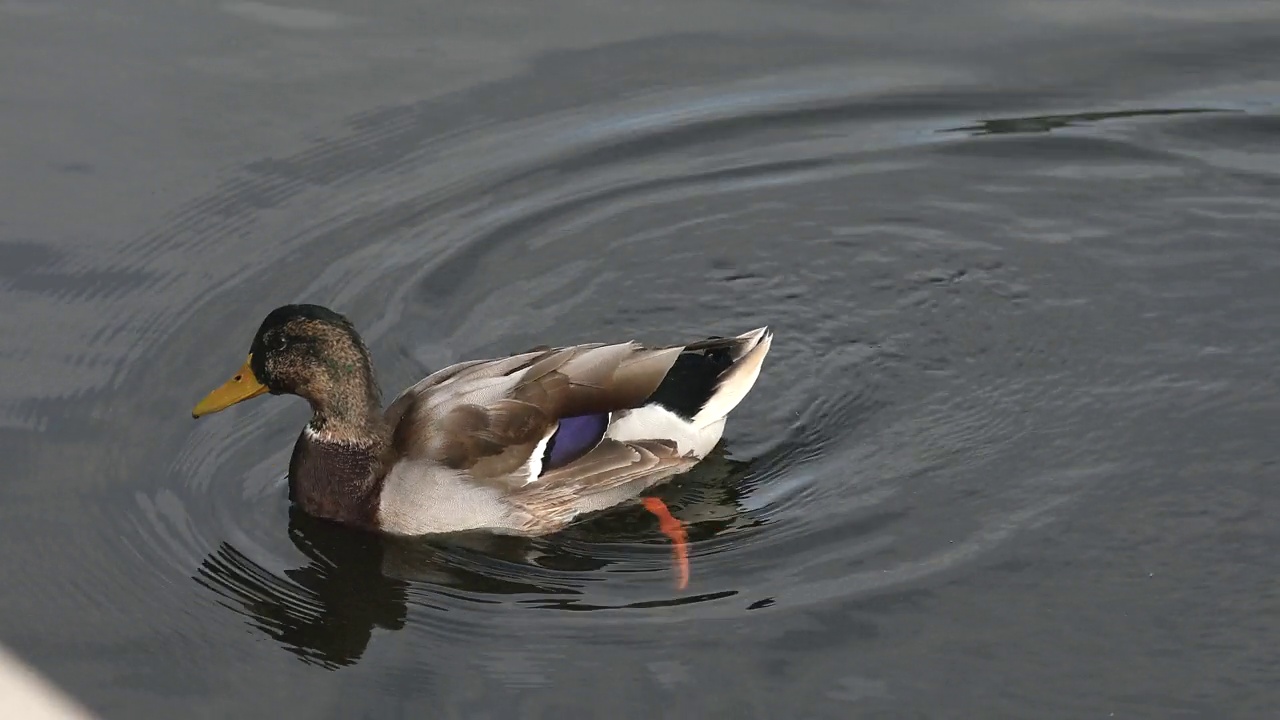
[641,497,688,590]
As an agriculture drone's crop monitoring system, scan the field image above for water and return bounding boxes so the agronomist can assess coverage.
[3,1,1279,717]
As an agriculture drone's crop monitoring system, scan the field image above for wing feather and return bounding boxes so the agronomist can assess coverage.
[508,439,697,527]
[385,341,684,491]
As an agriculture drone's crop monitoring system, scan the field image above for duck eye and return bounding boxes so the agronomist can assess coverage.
[271,334,288,351]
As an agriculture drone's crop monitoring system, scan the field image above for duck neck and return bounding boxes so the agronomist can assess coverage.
[288,371,390,527]
[306,401,386,447]
[302,362,385,445]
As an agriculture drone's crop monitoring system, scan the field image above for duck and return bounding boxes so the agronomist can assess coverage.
[192,304,771,588]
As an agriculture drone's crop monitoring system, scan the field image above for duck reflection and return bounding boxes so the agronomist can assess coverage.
[194,450,761,668]
[194,509,407,669]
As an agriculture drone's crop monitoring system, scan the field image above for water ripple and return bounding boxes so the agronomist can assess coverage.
[82,76,1270,676]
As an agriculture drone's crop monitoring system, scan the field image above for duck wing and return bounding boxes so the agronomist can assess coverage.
[383,340,686,491]
[506,438,698,529]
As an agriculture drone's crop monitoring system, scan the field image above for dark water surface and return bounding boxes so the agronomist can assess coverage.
[3,1,1280,717]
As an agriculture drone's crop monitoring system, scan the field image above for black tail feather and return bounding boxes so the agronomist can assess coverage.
[644,340,739,420]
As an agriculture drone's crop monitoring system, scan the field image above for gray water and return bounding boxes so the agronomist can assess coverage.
[3,1,1279,718]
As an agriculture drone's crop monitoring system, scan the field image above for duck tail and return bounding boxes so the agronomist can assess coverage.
[691,326,772,428]
[642,327,772,429]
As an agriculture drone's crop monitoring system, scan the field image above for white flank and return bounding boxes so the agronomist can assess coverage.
[606,404,725,458]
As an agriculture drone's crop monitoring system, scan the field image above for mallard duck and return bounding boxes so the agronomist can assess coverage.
[192,304,771,587]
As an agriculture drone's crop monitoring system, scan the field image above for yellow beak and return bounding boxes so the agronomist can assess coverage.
[192,355,268,418]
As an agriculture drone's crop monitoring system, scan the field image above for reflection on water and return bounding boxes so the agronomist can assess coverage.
[196,510,407,670]
[195,452,759,667]
[940,107,1231,135]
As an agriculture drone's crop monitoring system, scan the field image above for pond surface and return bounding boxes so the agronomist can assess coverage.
[2,0,1279,717]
